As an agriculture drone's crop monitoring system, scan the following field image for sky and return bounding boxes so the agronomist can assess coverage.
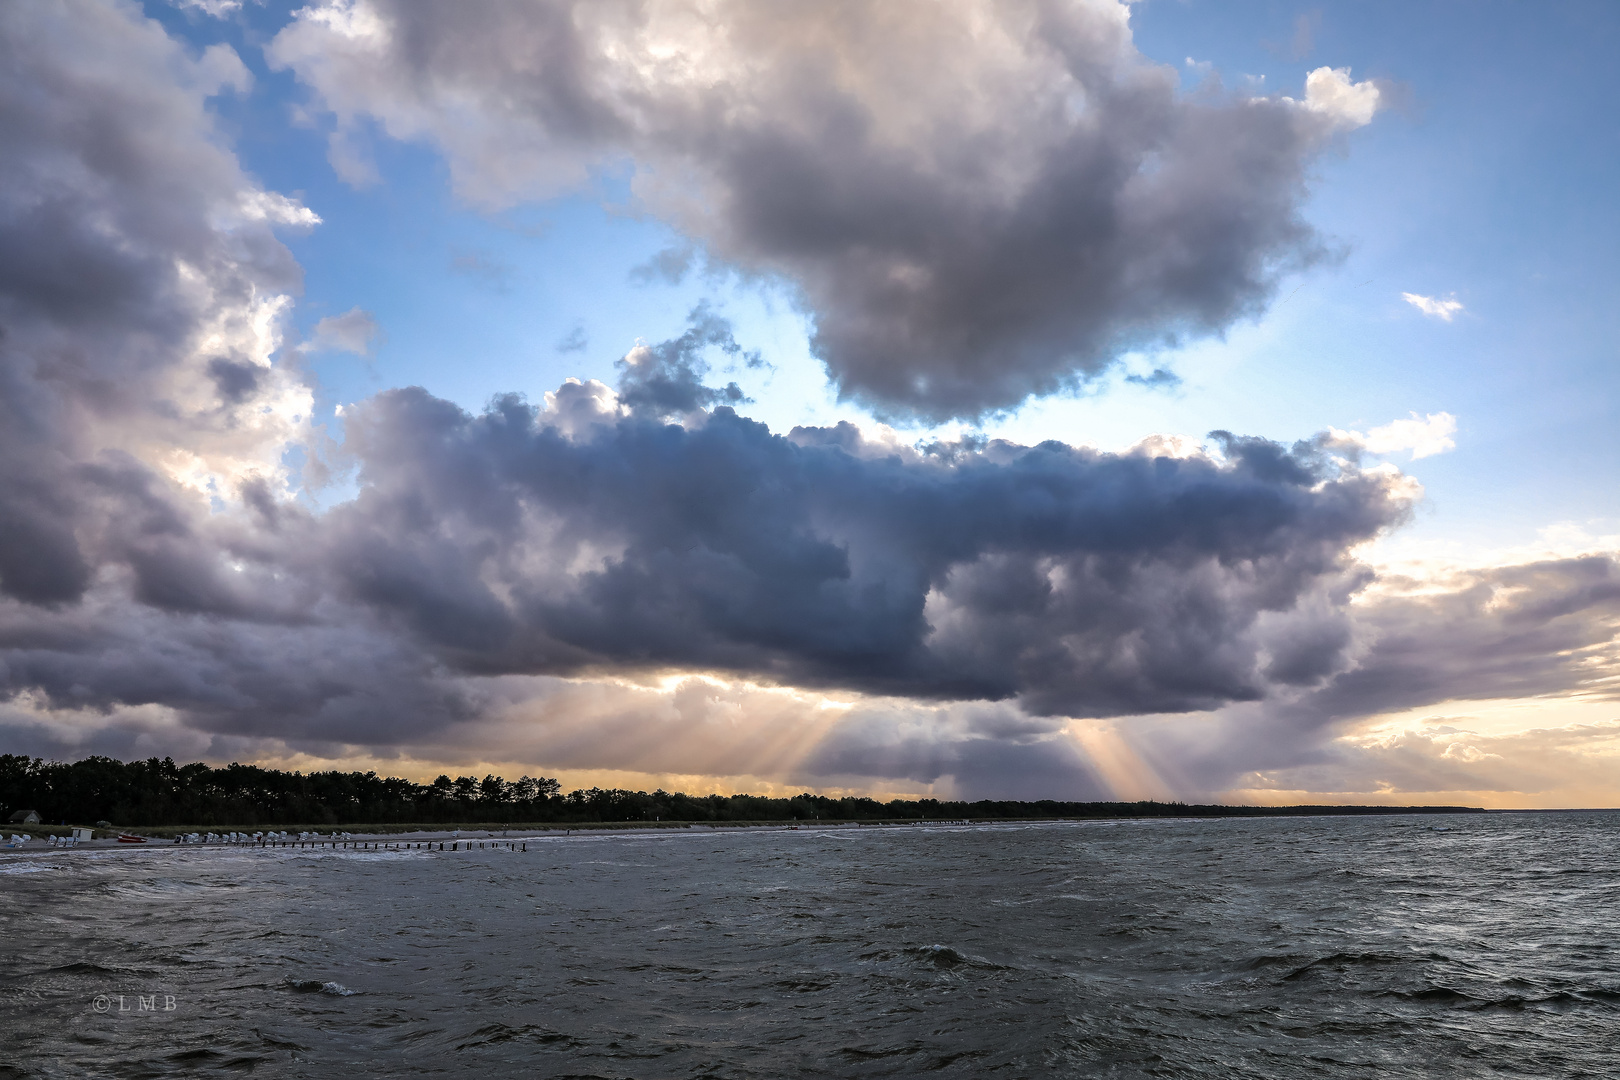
[1,0,1616,807]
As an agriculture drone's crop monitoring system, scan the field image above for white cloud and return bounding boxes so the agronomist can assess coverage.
[193,42,253,95]
[1300,66,1380,129]
[172,0,243,17]
[1328,411,1457,460]
[237,189,320,228]
[309,307,381,355]
[1403,292,1465,321]
[1362,412,1458,459]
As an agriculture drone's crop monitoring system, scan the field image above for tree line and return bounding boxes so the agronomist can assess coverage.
[0,754,1483,828]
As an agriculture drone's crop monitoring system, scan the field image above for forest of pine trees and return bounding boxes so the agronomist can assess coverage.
[0,754,1483,829]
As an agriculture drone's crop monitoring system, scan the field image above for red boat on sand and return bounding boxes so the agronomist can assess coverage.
[116,834,148,843]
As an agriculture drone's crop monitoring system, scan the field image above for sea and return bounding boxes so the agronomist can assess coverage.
[1,812,1616,1078]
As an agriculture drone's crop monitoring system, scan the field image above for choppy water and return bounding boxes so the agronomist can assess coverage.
[2,813,1617,1078]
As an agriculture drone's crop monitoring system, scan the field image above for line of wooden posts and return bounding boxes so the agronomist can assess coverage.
[253,839,528,851]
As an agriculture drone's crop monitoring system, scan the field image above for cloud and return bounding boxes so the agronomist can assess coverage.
[1298,66,1380,129]
[555,324,587,353]
[0,0,1441,801]
[6,541,1615,803]
[1308,556,1620,719]
[1235,717,1620,805]
[1120,551,1620,801]
[1124,367,1182,390]
[0,0,314,606]
[309,307,381,355]
[7,3,1614,806]
[269,0,1381,421]
[613,305,752,417]
[1289,12,1321,62]
[0,297,1419,772]
[293,332,1417,723]
[1327,412,1457,460]
[628,245,696,287]
[448,249,514,291]
[1262,12,1323,63]
[239,189,320,227]
[171,0,243,17]
[1403,292,1465,321]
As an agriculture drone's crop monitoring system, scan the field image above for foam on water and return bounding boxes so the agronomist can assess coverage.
[285,979,359,997]
[1,814,1617,1077]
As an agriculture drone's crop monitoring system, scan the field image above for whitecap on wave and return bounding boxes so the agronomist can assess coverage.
[285,978,359,996]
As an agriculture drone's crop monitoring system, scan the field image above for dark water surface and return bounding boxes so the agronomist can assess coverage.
[2,813,1617,1078]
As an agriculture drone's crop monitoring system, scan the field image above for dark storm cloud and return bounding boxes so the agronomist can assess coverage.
[18,284,1402,742]
[314,359,1408,717]
[0,594,477,746]
[270,0,1380,421]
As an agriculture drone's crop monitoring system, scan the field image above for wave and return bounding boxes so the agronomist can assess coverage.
[284,978,358,996]
[453,1023,580,1051]
[1281,951,1445,981]
[30,961,160,978]
[1383,986,1620,1010]
[906,944,1009,971]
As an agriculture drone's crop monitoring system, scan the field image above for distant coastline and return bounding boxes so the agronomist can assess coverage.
[2,751,1491,837]
[3,810,1504,852]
